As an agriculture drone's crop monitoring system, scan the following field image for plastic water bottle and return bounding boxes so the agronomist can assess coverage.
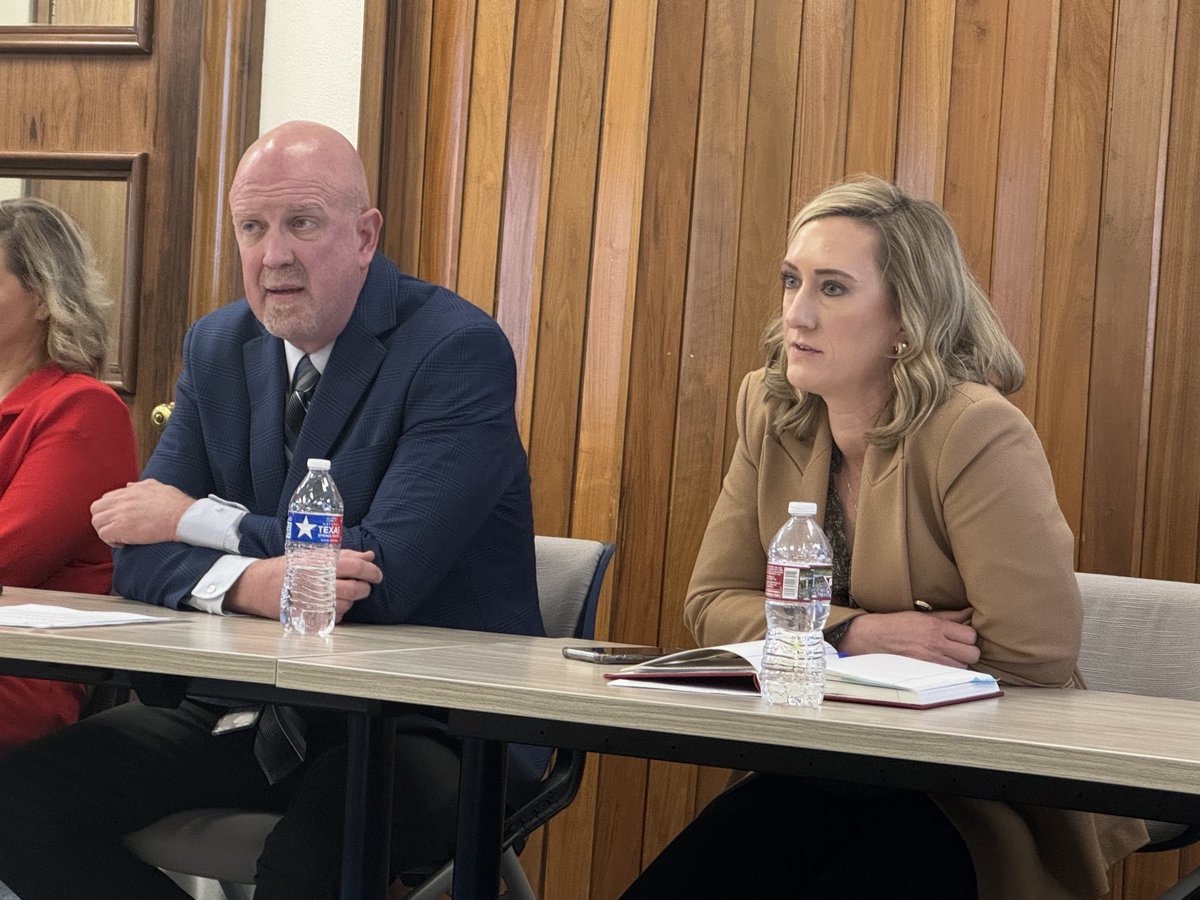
[761,501,833,707]
[280,458,343,636]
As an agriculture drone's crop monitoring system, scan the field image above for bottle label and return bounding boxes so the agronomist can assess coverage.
[287,511,343,546]
[810,564,832,602]
[766,563,809,602]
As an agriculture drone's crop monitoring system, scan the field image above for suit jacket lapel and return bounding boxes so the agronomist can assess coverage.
[244,335,288,513]
[852,438,911,610]
[283,256,397,508]
[285,321,386,505]
[779,417,834,523]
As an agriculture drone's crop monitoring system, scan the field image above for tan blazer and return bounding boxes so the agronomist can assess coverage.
[686,370,1148,899]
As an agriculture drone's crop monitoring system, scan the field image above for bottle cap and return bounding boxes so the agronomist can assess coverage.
[307,458,332,471]
[788,500,816,516]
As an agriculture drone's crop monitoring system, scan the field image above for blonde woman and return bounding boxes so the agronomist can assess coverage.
[0,197,138,750]
[623,177,1147,899]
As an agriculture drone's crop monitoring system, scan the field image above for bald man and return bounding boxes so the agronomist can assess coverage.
[0,121,543,900]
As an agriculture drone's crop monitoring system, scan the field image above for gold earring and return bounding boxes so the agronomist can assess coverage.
[893,341,908,355]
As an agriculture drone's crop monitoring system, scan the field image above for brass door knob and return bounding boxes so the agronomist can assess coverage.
[151,402,174,428]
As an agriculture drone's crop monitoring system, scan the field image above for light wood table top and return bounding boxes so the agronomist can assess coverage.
[276,636,1200,801]
[0,586,507,684]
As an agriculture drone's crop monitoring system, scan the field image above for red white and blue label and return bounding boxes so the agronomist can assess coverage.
[287,512,343,545]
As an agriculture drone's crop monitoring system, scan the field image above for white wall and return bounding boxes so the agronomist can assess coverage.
[258,0,364,146]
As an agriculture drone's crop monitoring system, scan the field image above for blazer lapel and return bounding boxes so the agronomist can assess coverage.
[781,418,833,523]
[244,335,289,513]
[852,438,911,611]
[278,255,400,509]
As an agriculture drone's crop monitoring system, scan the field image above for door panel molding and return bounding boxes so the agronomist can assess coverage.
[0,150,146,393]
[0,0,151,53]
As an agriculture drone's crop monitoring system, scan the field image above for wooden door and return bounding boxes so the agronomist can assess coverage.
[0,0,203,461]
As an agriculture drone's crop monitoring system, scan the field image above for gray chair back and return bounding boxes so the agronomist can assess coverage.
[533,535,613,640]
[1075,571,1200,899]
[1076,572,1200,700]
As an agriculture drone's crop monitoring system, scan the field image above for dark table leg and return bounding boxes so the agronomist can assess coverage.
[452,737,507,900]
[342,712,395,900]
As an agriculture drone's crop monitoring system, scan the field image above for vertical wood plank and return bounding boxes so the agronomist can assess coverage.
[380,0,432,273]
[640,0,755,887]
[1034,0,1112,554]
[641,759,702,869]
[572,3,706,893]
[941,0,1007,291]
[494,0,565,438]
[844,0,904,179]
[560,2,658,893]
[417,0,476,288]
[531,4,615,891]
[188,0,264,321]
[454,0,517,317]
[790,0,854,210]
[726,0,804,485]
[357,0,390,201]
[657,0,754,663]
[1142,3,1200,582]
[1079,0,1176,577]
[1122,850,1186,900]
[568,0,657,544]
[895,0,956,201]
[539,744,606,900]
[526,0,610,537]
[1182,842,1200,889]
[989,0,1059,418]
[789,0,852,203]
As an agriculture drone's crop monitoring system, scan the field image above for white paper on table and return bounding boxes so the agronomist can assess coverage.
[0,604,177,629]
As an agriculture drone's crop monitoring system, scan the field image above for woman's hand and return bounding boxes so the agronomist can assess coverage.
[837,608,980,668]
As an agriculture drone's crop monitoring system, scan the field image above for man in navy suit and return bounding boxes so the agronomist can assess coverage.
[0,122,542,900]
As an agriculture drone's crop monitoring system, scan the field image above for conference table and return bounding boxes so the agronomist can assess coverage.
[276,638,1200,898]
[6,588,1200,899]
[0,585,502,899]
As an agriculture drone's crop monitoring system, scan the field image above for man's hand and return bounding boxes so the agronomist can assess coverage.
[91,479,196,548]
[226,550,382,620]
[837,608,980,668]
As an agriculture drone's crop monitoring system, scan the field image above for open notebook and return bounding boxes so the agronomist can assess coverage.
[605,640,1003,709]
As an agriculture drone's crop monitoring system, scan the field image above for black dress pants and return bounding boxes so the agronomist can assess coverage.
[0,700,462,900]
[620,773,978,899]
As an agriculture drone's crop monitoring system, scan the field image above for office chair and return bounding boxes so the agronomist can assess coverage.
[123,535,616,900]
[1075,572,1200,900]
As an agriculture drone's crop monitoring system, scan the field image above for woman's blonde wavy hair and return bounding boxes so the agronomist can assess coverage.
[763,176,1024,448]
[0,197,110,378]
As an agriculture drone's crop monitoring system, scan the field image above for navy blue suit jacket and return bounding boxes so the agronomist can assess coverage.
[114,254,541,638]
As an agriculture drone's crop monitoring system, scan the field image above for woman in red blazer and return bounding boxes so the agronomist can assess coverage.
[0,197,139,751]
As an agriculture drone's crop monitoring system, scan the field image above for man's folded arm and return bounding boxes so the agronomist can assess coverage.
[112,541,228,609]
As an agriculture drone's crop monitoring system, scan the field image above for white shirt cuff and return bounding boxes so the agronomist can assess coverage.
[177,496,249,554]
[186,554,259,615]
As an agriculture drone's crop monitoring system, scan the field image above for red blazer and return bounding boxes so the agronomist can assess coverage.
[0,364,139,749]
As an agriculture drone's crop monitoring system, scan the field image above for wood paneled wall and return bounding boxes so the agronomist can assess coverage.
[365,0,1200,896]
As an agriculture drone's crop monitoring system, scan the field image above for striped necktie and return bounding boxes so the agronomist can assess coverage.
[284,354,319,462]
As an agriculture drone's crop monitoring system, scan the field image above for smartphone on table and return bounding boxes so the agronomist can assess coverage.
[561,645,678,665]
